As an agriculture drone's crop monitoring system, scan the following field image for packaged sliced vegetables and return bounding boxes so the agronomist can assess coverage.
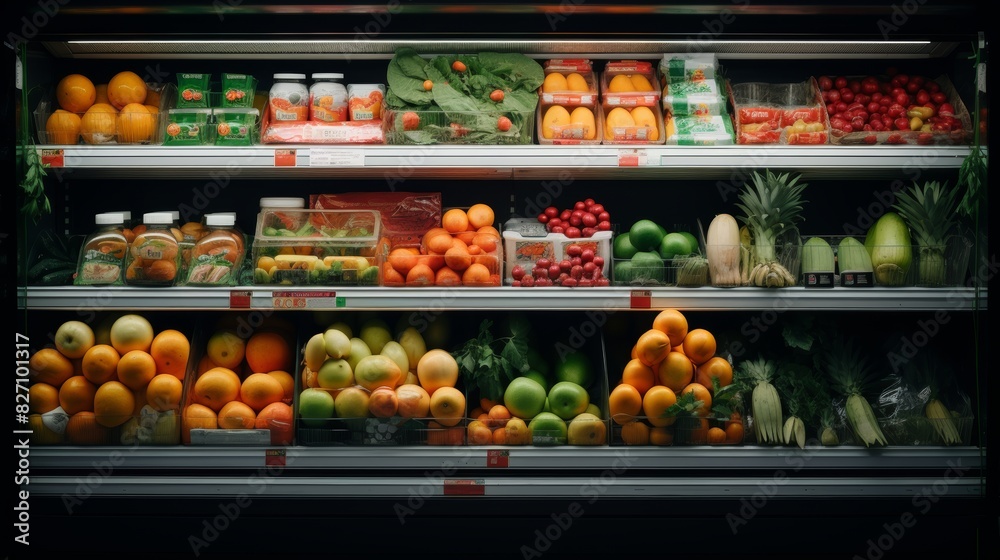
[659,52,718,84]
[176,73,211,108]
[664,115,734,145]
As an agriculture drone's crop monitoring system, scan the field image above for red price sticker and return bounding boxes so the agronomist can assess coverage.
[487,449,509,468]
[630,290,652,308]
[274,149,297,167]
[40,149,64,168]
[443,479,485,496]
[230,290,252,309]
[265,449,286,466]
[617,149,647,167]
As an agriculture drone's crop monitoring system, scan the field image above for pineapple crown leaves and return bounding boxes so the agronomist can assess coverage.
[734,170,809,240]
[738,355,777,387]
[822,335,883,399]
[892,180,961,247]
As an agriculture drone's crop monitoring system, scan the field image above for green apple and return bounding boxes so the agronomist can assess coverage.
[334,386,369,418]
[585,403,602,418]
[298,388,335,427]
[567,412,607,445]
[304,333,329,373]
[522,369,549,392]
[346,337,372,372]
[547,381,590,420]
[503,376,547,420]
[326,321,354,340]
[528,412,567,445]
[323,328,351,359]
[554,351,594,388]
[317,358,354,390]
[54,320,96,359]
[359,318,393,355]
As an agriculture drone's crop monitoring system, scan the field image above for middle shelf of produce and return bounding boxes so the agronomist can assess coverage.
[19,285,988,311]
[33,144,977,179]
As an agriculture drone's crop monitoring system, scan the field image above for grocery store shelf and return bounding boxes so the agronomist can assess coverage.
[33,145,977,180]
[27,446,986,499]
[19,285,988,311]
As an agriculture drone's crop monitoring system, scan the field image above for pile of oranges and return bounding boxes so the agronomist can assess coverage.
[46,70,161,145]
[28,315,190,445]
[609,308,743,446]
[383,203,502,287]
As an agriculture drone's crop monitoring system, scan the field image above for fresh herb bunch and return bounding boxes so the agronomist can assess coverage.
[451,318,530,403]
[18,42,51,222]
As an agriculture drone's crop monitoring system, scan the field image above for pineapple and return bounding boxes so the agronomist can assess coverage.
[741,357,783,444]
[892,180,960,286]
[825,337,887,448]
[735,170,809,287]
[817,408,841,446]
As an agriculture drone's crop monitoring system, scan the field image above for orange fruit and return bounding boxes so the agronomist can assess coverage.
[620,420,650,445]
[406,263,435,285]
[635,328,671,367]
[725,421,745,444]
[193,367,242,412]
[145,373,184,412]
[382,263,405,285]
[461,263,492,285]
[107,70,148,110]
[425,231,456,254]
[182,403,218,444]
[620,358,656,397]
[681,382,713,416]
[683,328,717,365]
[218,400,256,429]
[444,244,472,271]
[144,88,161,109]
[66,411,112,445]
[150,329,190,379]
[416,349,459,396]
[608,383,643,425]
[695,356,734,394]
[649,426,674,446]
[428,386,466,427]
[29,347,76,387]
[492,427,507,444]
[388,247,420,276]
[256,402,294,445]
[45,109,82,144]
[642,385,678,427]
[471,232,498,253]
[652,308,688,347]
[487,404,512,428]
[116,102,155,143]
[422,227,450,248]
[267,370,295,401]
[456,224,477,246]
[29,382,60,414]
[245,331,291,373]
[441,208,469,234]
[58,375,98,415]
[434,266,462,286]
[80,102,118,145]
[56,73,97,113]
[93,380,136,427]
[656,351,695,393]
[466,419,493,445]
[240,372,286,412]
[81,344,121,385]
[707,426,728,444]
[466,203,495,229]
[116,350,157,391]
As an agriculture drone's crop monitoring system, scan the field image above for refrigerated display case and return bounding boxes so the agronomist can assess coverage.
[6,1,991,557]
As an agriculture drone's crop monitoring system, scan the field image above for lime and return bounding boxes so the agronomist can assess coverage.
[630,251,664,283]
[628,219,665,252]
[613,232,639,259]
[679,231,700,254]
[658,232,693,260]
[613,260,634,283]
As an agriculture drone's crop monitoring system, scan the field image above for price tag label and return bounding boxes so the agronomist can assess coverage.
[271,290,336,309]
[443,479,485,496]
[309,148,365,167]
[274,149,297,167]
[230,290,252,309]
[617,149,648,167]
[630,290,652,308]
[265,449,286,466]
[487,449,509,468]
[40,149,64,168]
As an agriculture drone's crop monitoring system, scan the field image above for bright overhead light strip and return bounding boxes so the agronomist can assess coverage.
[69,39,931,45]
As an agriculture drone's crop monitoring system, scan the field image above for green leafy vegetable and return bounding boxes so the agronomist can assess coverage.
[18,42,50,223]
[451,319,530,403]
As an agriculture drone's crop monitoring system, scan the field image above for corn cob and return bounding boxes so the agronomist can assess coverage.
[925,397,961,445]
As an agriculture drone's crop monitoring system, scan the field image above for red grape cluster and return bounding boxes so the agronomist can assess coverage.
[537,198,612,238]
[510,244,609,287]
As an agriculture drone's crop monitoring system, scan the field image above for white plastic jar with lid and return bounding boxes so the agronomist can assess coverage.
[309,73,348,122]
[269,73,309,122]
[75,212,129,286]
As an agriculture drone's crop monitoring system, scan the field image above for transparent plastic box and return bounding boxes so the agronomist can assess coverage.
[35,82,177,145]
[539,59,600,106]
[502,221,612,286]
[536,102,603,145]
[729,77,830,145]
[383,108,535,145]
[600,60,661,107]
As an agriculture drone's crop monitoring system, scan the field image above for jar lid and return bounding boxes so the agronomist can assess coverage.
[205,213,237,227]
[312,73,344,80]
[260,197,305,209]
[95,212,126,225]
[107,210,132,220]
[142,212,175,225]
[273,73,306,80]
